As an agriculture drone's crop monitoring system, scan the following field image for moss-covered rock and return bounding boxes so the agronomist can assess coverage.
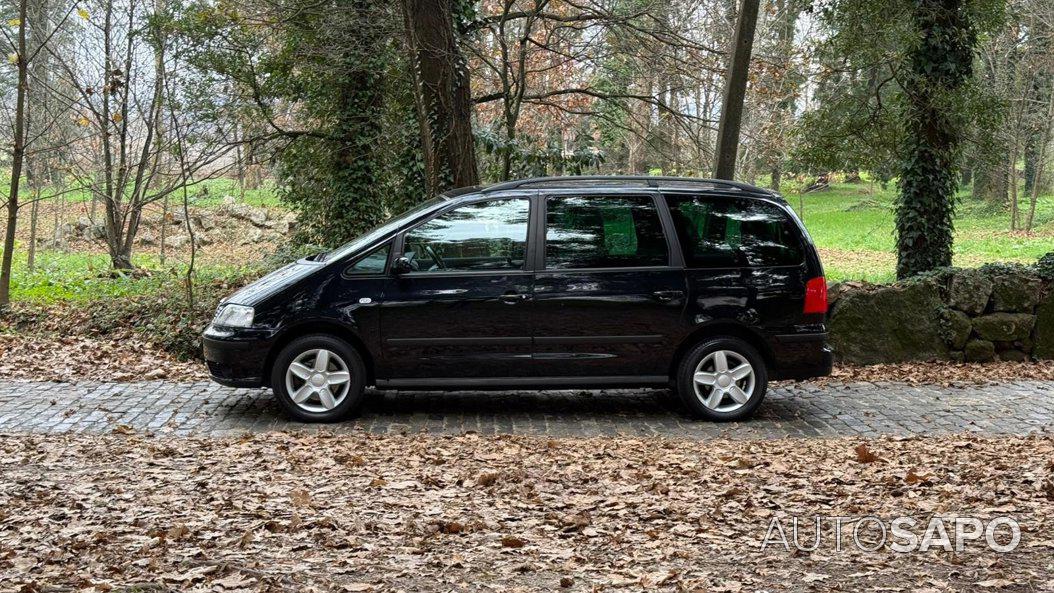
[998,349,1028,362]
[972,313,1035,342]
[991,271,1042,312]
[940,308,972,349]
[948,268,992,315]
[964,339,996,362]
[829,280,949,364]
[1034,291,1054,359]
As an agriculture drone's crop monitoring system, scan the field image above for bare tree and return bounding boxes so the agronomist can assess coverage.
[0,0,29,306]
[467,0,725,179]
[1,0,74,303]
[47,0,233,269]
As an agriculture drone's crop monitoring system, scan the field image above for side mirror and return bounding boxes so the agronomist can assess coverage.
[392,256,414,275]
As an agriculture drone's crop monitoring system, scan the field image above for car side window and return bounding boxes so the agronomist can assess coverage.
[666,195,804,267]
[545,195,669,269]
[401,198,529,272]
[345,242,390,275]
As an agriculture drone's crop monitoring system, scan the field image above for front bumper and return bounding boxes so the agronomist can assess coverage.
[202,325,277,388]
[770,333,834,380]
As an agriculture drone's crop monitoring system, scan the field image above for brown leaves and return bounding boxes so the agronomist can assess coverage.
[904,468,933,485]
[1,433,1051,591]
[855,443,880,463]
[816,359,1054,387]
[290,488,312,508]
[500,535,526,548]
[0,334,207,384]
[166,524,191,541]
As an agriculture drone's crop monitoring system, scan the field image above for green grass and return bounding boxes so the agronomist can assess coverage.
[6,248,256,304]
[785,181,1054,283]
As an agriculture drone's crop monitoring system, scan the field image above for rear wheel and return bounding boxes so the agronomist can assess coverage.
[675,337,767,421]
[271,335,367,422]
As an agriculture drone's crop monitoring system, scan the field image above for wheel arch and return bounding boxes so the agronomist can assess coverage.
[265,320,377,386]
[669,321,775,378]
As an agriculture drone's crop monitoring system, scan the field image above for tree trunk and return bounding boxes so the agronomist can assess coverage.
[27,196,38,271]
[402,0,479,195]
[1010,146,1020,230]
[234,120,246,201]
[1025,83,1054,232]
[895,0,974,279]
[627,76,654,174]
[0,0,29,306]
[712,0,760,180]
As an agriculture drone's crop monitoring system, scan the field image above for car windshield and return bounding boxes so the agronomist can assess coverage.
[318,197,446,262]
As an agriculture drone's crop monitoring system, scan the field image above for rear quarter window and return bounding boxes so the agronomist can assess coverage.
[665,195,804,268]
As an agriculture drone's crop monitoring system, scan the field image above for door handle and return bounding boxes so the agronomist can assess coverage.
[498,292,529,304]
[653,290,684,302]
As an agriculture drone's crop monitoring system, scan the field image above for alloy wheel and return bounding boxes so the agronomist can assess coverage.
[284,348,352,413]
[692,350,756,413]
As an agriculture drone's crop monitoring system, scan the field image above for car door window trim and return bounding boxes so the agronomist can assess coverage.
[393,195,534,276]
[540,192,677,271]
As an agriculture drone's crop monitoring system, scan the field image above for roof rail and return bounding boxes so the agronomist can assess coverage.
[480,175,773,195]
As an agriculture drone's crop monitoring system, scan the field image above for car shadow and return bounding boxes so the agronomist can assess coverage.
[360,388,680,417]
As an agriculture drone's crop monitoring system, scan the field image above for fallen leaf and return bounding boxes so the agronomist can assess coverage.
[855,444,879,463]
[501,535,526,548]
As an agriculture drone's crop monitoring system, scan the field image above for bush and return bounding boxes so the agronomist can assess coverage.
[1035,252,1054,281]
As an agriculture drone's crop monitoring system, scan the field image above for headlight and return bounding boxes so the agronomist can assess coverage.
[213,304,255,328]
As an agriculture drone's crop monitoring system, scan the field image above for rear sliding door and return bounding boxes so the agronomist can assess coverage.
[530,193,688,378]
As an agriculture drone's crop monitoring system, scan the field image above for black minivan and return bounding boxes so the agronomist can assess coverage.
[203,176,831,422]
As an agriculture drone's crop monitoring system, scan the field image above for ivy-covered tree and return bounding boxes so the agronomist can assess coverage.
[401,0,478,196]
[894,0,978,279]
[179,0,426,248]
[797,0,1001,278]
[274,0,390,245]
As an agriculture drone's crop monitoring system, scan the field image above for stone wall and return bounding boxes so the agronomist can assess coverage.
[828,264,1054,365]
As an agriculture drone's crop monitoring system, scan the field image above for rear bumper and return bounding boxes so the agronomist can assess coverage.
[770,333,833,380]
[202,325,276,388]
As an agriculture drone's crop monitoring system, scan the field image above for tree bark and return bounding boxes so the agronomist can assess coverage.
[401,0,479,195]
[0,0,29,306]
[1026,82,1054,232]
[712,0,760,180]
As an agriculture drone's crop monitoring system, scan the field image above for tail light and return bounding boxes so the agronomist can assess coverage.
[803,276,828,314]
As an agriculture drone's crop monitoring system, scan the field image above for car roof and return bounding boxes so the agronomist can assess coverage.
[441,175,785,203]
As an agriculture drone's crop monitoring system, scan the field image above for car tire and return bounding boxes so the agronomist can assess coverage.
[675,337,768,421]
[270,334,367,423]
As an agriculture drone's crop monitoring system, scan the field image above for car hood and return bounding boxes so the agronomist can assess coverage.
[224,259,324,306]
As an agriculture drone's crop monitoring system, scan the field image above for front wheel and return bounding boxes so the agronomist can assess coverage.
[675,338,768,421]
[271,335,367,422]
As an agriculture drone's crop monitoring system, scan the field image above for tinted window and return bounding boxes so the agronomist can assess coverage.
[402,199,529,272]
[666,195,803,267]
[345,243,390,275]
[545,196,668,269]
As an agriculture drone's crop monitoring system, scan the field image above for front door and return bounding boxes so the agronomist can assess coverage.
[379,196,535,379]
[531,193,688,378]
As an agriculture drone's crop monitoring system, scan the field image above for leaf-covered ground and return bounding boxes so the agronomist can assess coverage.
[2,433,1053,592]
[0,335,207,383]
[5,332,1054,386]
